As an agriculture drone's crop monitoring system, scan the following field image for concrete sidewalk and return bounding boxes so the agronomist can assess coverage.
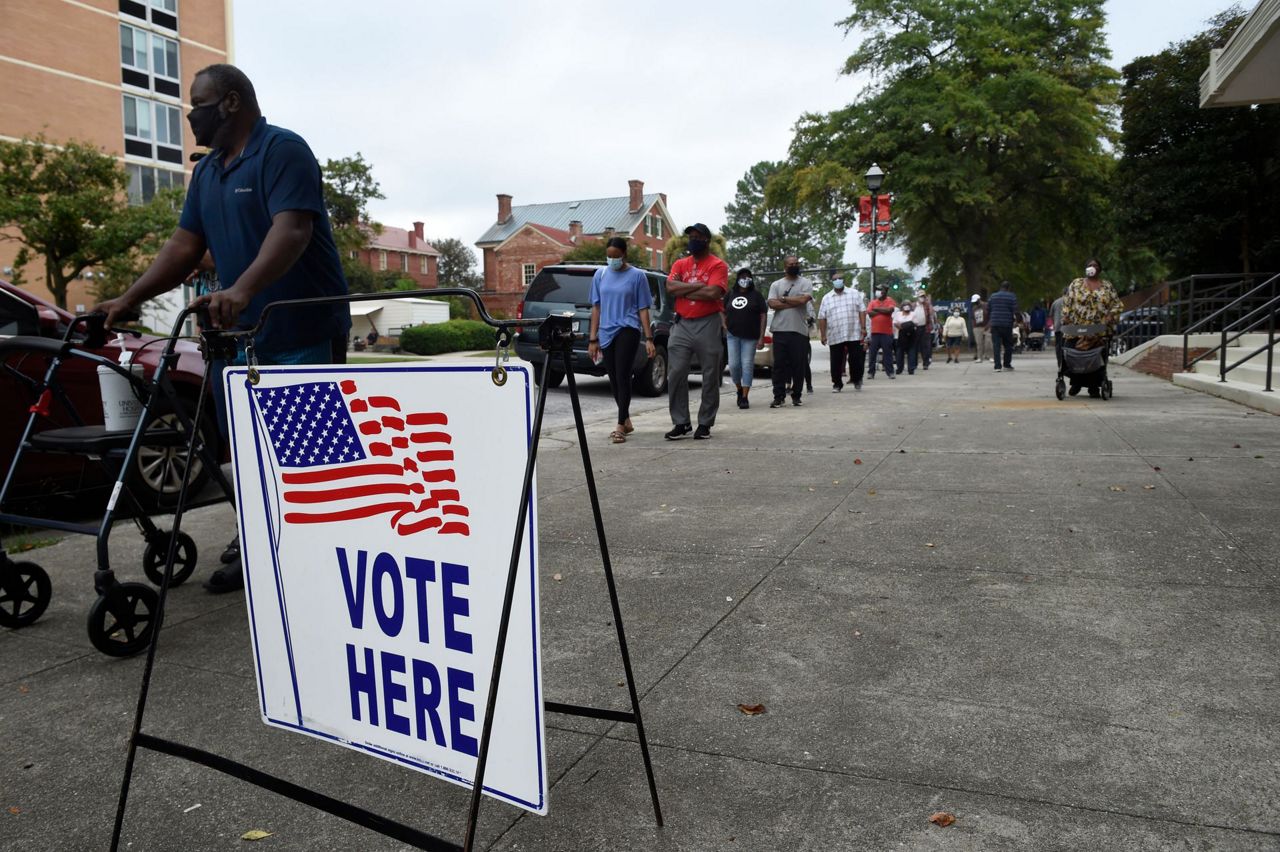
[3,350,1279,850]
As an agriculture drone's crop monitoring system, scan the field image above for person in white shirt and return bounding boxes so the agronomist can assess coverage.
[943,305,968,363]
[894,301,921,375]
[817,277,866,391]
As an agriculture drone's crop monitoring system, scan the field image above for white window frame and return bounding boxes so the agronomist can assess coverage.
[655,218,663,239]
[647,248,655,267]
[420,255,428,274]
[122,94,153,142]
[153,101,181,147]
[120,24,149,73]
[151,32,180,82]
[400,253,409,273]
[125,163,183,206]
[151,0,177,12]
[643,215,651,237]
[522,264,536,287]
[656,250,664,269]
[378,250,387,271]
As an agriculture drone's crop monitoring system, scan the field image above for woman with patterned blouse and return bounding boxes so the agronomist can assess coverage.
[1061,258,1123,347]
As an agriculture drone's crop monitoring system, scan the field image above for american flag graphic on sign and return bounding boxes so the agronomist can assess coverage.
[251,379,470,536]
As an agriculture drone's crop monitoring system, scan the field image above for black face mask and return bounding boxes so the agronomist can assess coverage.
[785,265,801,277]
[188,94,230,147]
[687,238,709,255]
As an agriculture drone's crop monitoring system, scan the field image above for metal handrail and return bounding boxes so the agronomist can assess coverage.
[1181,272,1280,392]
[1113,273,1274,354]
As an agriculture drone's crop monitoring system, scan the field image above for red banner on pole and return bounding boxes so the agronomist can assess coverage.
[858,195,892,233]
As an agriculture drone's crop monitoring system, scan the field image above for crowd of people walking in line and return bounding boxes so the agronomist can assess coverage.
[586,222,1126,443]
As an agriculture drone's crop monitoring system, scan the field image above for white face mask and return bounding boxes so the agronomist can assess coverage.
[1085,266,1098,278]
[833,279,845,290]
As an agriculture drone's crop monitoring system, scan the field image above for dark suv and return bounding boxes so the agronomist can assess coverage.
[515,263,724,396]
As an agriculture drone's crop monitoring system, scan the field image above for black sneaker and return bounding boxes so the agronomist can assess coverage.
[832,385,843,393]
[219,538,240,564]
[737,396,748,409]
[1088,387,1101,398]
[204,560,244,594]
[1004,365,1014,371]
[854,383,862,391]
[770,398,784,408]
[792,397,803,407]
[693,425,711,440]
[1068,385,1081,396]
[867,372,875,380]
[994,366,1002,372]
[806,385,814,394]
[887,373,896,380]
[664,423,692,440]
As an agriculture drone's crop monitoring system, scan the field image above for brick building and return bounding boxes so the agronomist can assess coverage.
[0,0,235,309]
[474,179,677,315]
[349,222,440,288]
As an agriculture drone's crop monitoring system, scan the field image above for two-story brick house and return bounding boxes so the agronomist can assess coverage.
[349,221,441,288]
[474,179,676,315]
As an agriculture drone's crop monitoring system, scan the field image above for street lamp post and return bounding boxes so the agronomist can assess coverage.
[865,164,884,298]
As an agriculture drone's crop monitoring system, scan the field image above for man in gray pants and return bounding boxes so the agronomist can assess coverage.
[665,223,730,440]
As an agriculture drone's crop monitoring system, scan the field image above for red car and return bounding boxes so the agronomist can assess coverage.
[0,280,218,513]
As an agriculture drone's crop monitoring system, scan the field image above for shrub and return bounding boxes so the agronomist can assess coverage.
[398,320,496,355]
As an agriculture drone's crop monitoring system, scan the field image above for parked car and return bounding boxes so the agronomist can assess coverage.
[753,308,775,375]
[0,280,217,513]
[1114,305,1169,354]
[514,263,726,395]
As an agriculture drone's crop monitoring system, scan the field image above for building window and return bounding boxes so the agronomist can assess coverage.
[647,248,655,267]
[123,94,181,161]
[378,250,387,271]
[400,254,409,273]
[654,218,663,239]
[154,102,181,146]
[656,250,664,269]
[125,163,183,205]
[123,94,152,141]
[151,33,179,82]
[348,250,357,260]
[151,0,177,11]
[420,256,428,274]
[120,24,149,72]
[643,216,651,237]
[522,264,536,287]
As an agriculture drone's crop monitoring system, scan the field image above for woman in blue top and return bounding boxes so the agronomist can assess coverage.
[587,237,655,443]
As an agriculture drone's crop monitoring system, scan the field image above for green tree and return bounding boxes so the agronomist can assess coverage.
[722,160,846,272]
[0,136,185,308]
[92,187,186,301]
[431,236,484,288]
[321,153,385,291]
[1116,7,1280,277]
[779,0,1117,303]
[559,237,648,268]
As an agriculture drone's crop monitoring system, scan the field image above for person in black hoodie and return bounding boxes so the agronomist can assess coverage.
[723,268,768,409]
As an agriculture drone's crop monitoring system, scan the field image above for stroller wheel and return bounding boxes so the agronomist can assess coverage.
[1055,379,1066,401]
[143,531,198,587]
[86,582,159,657]
[0,561,52,628]
[1101,380,1113,401]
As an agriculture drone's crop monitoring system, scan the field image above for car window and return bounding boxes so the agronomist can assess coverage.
[525,270,594,306]
[0,291,40,337]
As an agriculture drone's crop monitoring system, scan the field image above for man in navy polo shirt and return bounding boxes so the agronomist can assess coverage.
[101,63,350,592]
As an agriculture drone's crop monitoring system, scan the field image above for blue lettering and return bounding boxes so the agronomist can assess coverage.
[447,667,478,757]
[336,548,367,628]
[411,658,446,745]
[380,652,411,736]
[372,551,404,637]
[442,562,472,654]
[404,557,436,645]
[346,643,378,725]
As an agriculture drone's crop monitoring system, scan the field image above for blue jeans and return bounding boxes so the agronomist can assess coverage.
[726,333,757,388]
[867,333,895,376]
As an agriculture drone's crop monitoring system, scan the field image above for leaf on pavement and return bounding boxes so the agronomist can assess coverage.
[241,830,274,841]
[854,458,863,465]
[737,703,767,716]
[552,573,563,582]
[8,806,21,815]
[928,811,956,827]
[1109,485,1126,492]
[925,543,936,548]
[17,685,29,695]
[1143,485,1156,491]
[867,489,877,496]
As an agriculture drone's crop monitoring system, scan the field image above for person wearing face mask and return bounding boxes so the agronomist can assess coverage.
[98,63,349,594]
[766,256,814,407]
[1060,258,1123,396]
[817,273,866,391]
[723,268,768,408]
[865,286,898,379]
[664,224,730,440]
[588,238,655,442]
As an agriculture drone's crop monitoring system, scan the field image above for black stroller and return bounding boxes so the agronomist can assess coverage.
[1054,323,1113,400]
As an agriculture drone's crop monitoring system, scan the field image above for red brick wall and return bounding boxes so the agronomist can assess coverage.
[1131,344,1210,381]
[487,229,568,295]
[355,248,438,288]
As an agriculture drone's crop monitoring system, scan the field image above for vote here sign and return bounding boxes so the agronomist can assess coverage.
[224,363,547,815]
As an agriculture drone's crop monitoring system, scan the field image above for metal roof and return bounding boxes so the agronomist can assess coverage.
[476,193,667,245]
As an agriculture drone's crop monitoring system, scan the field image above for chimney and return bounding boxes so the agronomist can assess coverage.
[413,221,424,239]
[497,194,513,223]
[568,220,583,242]
[603,227,616,240]
[628,179,644,214]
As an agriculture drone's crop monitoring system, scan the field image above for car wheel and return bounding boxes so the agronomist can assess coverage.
[129,394,218,513]
[634,344,668,396]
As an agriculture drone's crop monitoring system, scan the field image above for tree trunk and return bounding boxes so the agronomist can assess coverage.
[47,264,68,310]
[962,255,983,296]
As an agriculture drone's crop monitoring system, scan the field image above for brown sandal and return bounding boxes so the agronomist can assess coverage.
[622,422,635,434]
[610,429,627,444]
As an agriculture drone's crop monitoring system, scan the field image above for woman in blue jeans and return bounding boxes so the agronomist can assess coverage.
[722,268,768,409]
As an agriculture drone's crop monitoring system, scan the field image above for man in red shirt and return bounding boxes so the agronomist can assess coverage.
[866,287,898,379]
[665,223,729,440]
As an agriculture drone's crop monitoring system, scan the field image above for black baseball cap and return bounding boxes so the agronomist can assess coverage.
[684,223,711,239]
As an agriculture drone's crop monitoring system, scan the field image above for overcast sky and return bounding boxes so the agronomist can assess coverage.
[234,0,1227,273]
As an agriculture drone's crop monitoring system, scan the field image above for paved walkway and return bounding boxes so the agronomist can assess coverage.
[3,351,1279,850]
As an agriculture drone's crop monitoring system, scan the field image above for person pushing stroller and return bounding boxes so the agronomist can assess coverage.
[1058,258,1123,397]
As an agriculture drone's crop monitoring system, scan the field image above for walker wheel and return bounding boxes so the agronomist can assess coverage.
[1101,380,1113,401]
[0,561,52,628]
[142,531,198,587]
[86,582,159,657]
[1055,379,1066,401]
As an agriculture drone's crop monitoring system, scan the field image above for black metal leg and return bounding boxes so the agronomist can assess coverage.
[560,353,664,827]
[110,354,216,852]
[462,356,554,852]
